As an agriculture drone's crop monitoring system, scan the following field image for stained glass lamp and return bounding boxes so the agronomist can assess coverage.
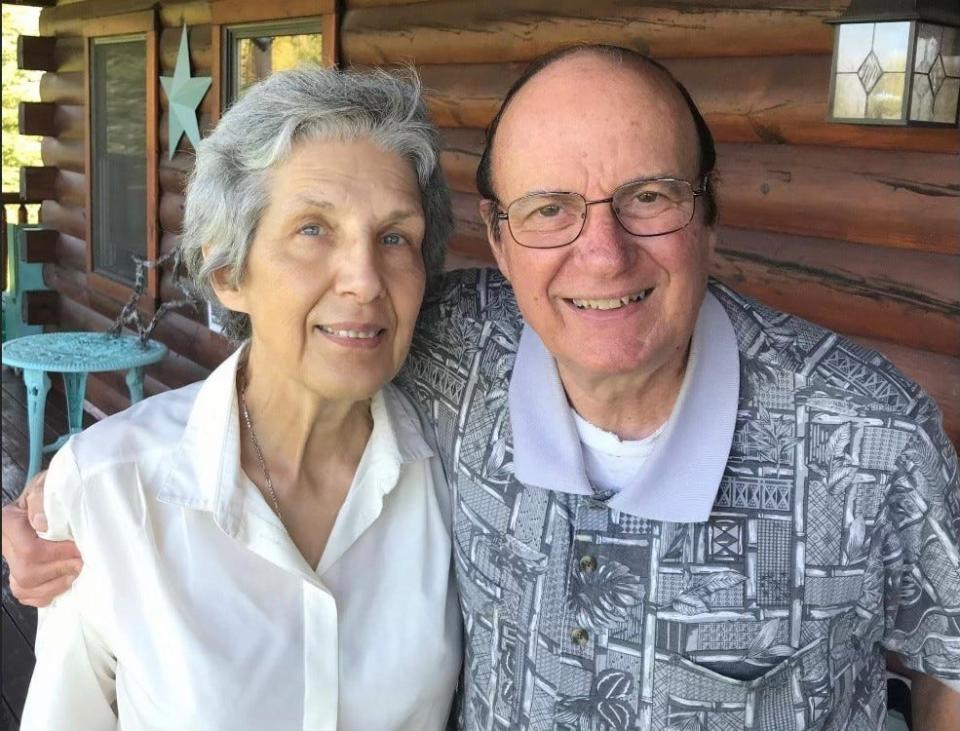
[826,0,960,125]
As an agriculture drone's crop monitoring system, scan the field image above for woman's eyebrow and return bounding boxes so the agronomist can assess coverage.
[294,194,334,210]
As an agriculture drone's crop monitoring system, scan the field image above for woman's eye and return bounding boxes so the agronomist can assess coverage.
[299,223,326,236]
[381,232,409,247]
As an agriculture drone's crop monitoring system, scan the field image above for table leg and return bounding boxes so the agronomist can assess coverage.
[22,368,50,481]
[125,367,145,404]
[62,372,88,434]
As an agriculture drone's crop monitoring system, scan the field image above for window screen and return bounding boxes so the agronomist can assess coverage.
[91,37,147,285]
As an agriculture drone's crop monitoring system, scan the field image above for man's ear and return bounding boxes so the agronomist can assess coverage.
[479,198,511,281]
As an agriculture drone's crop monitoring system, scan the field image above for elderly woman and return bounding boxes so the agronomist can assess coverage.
[19,67,460,730]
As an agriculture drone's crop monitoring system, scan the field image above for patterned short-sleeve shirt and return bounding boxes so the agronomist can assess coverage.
[396,269,960,731]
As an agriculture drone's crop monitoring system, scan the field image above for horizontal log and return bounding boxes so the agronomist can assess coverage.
[23,290,59,325]
[55,232,87,271]
[714,143,960,256]
[342,1,836,65]
[420,58,958,154]
[19,102,58,137]
[40,1,211,36]
[17,35,56,71]
[158,153,194,196]
[53,36,85,73]
[21,229,59,263]
[39,72,84,105]
[159,193,186,235]
[40,199,85,240]
[439,132,960,256]
[852,337,960,448]
[350,0,848,8]
[20,167,59,201]
[160,231,183,257]
[209,0,336,24]
[712,227,959,357]
[56,169,87,208]
[40,137,85,174]
[159,24,213,75]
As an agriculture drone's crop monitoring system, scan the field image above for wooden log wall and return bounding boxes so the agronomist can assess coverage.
[25,0,960,446]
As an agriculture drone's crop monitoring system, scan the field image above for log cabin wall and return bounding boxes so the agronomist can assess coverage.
[24,0,960,445]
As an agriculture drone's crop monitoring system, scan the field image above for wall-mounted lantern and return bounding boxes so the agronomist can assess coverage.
[827,0,960,125]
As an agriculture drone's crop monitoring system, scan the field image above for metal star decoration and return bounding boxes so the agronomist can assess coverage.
[159,25,212,160]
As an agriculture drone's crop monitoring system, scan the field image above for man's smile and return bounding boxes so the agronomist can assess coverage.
[567,287,655,311]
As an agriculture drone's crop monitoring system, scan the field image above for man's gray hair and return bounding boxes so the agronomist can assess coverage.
[180,66,452,341]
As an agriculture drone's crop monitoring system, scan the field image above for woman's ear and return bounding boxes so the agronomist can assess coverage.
[203,248,249,314]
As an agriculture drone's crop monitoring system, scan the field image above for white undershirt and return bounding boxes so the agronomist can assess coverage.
[572,410,666,494]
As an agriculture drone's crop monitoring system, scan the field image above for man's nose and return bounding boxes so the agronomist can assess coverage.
[334,239,386,303]
[573,203,636,273]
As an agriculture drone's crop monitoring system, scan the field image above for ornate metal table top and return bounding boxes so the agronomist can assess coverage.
[1,332,167,373]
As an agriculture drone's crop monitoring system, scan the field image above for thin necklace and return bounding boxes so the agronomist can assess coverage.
[238,364,283,520]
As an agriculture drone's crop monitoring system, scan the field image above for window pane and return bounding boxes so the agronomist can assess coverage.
[235,33,323,98]
[91,38,146,285]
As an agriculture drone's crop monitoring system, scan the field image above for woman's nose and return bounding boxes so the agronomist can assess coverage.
[334,240,386,303]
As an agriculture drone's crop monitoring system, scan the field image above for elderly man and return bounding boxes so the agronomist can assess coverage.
[4,46,959,730]
[399,46,960,730]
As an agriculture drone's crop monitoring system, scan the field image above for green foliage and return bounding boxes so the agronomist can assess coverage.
[2,6,42,195]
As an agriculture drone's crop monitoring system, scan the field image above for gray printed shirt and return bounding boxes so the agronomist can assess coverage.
[397,269,960,731]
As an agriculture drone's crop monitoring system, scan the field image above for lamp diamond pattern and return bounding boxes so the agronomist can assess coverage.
[930,55,946,94]
[858,51,883,93]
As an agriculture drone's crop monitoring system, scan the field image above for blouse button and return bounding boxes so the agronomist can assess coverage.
[579,555,597,573]
[571,627,589,647]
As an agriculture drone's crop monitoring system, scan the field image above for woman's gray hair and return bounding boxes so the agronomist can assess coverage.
[179,66,452,341]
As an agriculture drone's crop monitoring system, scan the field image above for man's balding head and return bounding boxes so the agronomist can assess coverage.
[477,45,716,231]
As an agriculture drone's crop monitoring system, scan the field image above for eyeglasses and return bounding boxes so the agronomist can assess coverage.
[496,176,708,249]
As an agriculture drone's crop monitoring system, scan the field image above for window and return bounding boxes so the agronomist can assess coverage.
[90,36,147,286]
[224,20,324,105]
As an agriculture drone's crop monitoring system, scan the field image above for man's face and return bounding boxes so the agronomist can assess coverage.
[486,55,714,393]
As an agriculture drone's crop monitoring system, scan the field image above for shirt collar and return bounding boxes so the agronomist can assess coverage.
[509,290,740,522]
[157,346,434,572]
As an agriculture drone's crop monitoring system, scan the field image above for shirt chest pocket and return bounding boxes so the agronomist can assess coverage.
[652,640,830,731]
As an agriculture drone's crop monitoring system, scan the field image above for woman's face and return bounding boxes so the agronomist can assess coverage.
[216,136,428,402]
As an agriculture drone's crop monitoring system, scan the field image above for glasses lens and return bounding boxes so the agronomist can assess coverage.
[613,179,695,236]
[507,193,585,248]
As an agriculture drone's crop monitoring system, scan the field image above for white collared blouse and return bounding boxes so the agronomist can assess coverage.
[21,348,462,731]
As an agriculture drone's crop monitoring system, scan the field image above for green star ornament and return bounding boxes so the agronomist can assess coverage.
[160,25,212,160]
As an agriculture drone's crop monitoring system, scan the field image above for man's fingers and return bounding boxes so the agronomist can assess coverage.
[23,470,48,533]
[12,556,82,589]
[8,572,78,609]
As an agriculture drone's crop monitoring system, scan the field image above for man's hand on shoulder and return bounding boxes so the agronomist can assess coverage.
[1,470,82,607]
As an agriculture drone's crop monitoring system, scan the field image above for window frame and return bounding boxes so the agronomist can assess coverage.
[222,18,326,107]
[83,10,159,305]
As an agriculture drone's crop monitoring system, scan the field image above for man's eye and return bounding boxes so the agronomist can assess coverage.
[536,204,562,218]
[634,191,661,204]
[381,232,409,247]
[299,224,326,236]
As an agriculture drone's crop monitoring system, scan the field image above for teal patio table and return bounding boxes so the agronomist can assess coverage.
[1,332,167,479]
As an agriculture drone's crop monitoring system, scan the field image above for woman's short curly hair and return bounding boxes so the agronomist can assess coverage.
[179,66,452,341]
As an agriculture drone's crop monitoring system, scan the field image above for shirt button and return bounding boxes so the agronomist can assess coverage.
[579,555,597,573]
[571,627,589,647]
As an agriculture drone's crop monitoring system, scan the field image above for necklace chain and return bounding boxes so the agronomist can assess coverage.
[238,364,283,520]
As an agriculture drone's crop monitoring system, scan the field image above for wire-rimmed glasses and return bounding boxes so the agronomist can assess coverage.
[496,176,708,249]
